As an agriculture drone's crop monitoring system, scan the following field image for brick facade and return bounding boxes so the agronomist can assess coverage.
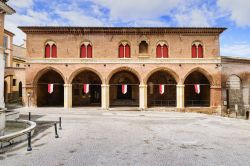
[20,27,225,114]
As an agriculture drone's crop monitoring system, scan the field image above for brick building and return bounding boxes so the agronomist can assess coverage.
[4,29,26,104]
[221,56,250,119]
[19,26,225,114]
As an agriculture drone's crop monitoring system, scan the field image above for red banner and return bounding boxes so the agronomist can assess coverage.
[48,84,54,94]
[122,84,127,94]
[194,84,200,94]
[159,84,165,95]
[83,84,90,94]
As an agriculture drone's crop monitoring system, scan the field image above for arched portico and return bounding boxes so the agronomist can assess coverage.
[71,70,102,107]
[36,70,65,107]
[147,70,177,107]
[109,70,140,107]
[184,71,210,107]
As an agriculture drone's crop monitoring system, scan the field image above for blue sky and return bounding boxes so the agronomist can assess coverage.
[5,0,250,57]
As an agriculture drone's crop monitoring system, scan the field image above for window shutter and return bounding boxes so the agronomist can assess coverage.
[198,44,203,58]
[125,44,130,58]
[52,44,57,58]
[45,44,51,58]
[192,45,197,58]
[156,45,161,58]
[163,45,168,58]
[87,44,92,58]
[80,44,86,58]
[119,44,124,58]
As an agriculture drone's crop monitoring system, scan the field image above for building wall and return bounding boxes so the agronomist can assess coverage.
[221,57,250,117]
[4,34,26,104]
[21,28,223,114]
[26,33,220,59]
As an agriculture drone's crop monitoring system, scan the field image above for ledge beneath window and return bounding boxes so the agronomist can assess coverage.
[138,54,150,58]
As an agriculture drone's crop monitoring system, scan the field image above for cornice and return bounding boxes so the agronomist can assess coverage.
[19,26,227,35]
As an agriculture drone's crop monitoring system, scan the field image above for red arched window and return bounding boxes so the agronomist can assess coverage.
[45,44,50,58]
[125,44,130,58]
[52,44,57,58]
[162,44,168,58]
[80,44,86,58]
[156,45,161,58]
[198,44,203,58]
[192,44,197,58]
[87,44,92,58]
[119,44,124,58]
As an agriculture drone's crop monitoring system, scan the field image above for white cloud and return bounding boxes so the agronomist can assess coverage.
[217,0,250,27]
[221,43,250,57]
[92,0,185,21]
[8,0,33,8]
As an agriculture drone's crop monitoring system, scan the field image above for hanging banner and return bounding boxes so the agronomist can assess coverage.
[83,84,90,94]
[122,84,127,94]
[48,84,54,94]
[194,84,200,94]
[159,84,165,95]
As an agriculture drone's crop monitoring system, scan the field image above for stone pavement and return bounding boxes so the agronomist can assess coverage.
[1,108,250,166]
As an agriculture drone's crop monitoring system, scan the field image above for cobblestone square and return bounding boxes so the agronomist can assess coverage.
[1,108,250,166]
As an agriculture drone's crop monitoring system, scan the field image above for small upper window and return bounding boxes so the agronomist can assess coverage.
[139,41,148,54]
[156,42,169,58]
[118,41,130,58]
[80,41,93,58]
[192,41,203,58]
[45,41,57,58]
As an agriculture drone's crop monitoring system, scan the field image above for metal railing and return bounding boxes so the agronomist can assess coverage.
[185,100,210,107]
[150,100,176,107]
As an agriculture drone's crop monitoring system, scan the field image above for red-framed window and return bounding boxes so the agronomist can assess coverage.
[45,42,57,58]
[52,44,57,58]
[192,43,203,58]
[45,44,50,58]
[80,44,93,58]
[119,44,130,58]
[156,44,168,58]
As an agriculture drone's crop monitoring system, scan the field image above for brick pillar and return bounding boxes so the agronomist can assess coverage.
[139,84,147,110]
[176,84,185,109]
[64,84,72,109]
[101,84,109,110]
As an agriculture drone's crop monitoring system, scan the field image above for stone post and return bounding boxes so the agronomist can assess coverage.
[101,84,109,110]
[64,84,72,109]
[176,84,185,110]
[242,86,249,107]
[139,84,147,110]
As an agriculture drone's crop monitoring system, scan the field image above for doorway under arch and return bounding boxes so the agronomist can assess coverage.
[184,71,210,107]
[72,70,102,107]
[147,71,177,107]
[109,70,140,107]
[37,70,64,107]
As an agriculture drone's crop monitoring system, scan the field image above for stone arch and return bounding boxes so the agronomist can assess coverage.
[144,67,180,84]
[44,39,56,46]
[156,40,169,47]
[192,40,203,46]
[33,67,66,85]
[226,74,242,89]
[109,68,140,107]
[118,40,131,47]
[107,67,142,84]
[36,68,65,107]
[68,67,104,84]
[183,67,213,85]
[80,39,93,47]
[184,69,211,107]
[146,68,178,107]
